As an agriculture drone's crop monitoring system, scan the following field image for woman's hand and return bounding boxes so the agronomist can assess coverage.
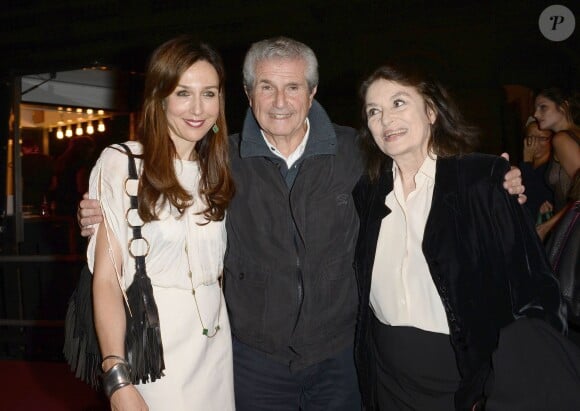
[110,384,148,411]
[539,201,554,216]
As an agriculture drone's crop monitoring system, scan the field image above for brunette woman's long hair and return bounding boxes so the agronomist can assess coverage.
[138,36,234,223]
[359,64,479,181]
[536,87,580,126]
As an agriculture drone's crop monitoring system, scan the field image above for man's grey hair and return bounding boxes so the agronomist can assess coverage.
[243,36,319,92]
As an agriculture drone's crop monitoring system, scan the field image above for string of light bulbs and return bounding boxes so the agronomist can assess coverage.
[54,107,107,139]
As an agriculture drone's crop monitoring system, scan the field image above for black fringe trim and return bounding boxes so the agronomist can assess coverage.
[63,265,102,389]
[63,265,166,389]
[125,271,165,383]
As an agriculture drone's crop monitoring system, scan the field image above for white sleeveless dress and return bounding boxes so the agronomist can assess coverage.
[87,141,234,411]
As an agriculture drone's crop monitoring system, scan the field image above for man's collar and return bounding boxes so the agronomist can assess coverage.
[260,118,310,168]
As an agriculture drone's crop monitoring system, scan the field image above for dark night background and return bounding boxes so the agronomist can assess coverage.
[0,3,578,405]
[1,0,578,154]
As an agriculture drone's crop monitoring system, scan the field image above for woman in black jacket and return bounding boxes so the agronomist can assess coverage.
[353,64,567,411]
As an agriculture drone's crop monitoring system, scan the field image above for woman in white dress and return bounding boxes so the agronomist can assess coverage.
[88,36,235,410]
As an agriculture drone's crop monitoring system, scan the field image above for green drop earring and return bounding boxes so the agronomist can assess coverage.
[212,124,219,133]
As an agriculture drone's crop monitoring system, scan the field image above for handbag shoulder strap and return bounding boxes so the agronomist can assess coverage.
[116,143,148,279]
[118,142,139,179]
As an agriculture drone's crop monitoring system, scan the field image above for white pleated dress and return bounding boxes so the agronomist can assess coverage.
[87,141,235,411]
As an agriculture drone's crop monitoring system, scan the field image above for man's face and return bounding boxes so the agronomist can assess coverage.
[246,57,316,143]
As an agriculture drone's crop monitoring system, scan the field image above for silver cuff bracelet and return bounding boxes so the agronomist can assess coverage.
[102,362,132,398]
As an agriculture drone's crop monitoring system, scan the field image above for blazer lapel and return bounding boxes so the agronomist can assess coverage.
[360,166,394,277]
[367,166,393,225]
[423,157,460,259]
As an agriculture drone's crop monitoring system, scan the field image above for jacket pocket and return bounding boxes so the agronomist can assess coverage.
[318,257,358,338]
[224,267,269,343]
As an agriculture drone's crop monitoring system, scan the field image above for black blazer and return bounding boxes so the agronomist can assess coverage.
[353,154,566,411]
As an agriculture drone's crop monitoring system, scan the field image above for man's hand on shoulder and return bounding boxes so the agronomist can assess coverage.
[501,153,527,205]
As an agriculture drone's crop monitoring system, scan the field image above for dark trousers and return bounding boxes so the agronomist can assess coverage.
[233,337,361,411]
[371,316,461,411]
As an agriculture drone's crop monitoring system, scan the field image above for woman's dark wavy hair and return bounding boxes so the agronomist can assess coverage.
[359,64,479,181]
[138,35,234,223]
[536,87,580,125]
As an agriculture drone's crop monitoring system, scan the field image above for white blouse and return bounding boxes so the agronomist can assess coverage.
[370,154,449,334]
[86,141,226,291]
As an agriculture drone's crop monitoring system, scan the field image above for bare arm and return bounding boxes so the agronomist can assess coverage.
[536,206,568,242]
[552,131,580,180]
[93,221,148,410]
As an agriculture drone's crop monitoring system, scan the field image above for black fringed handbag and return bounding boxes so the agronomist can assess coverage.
[63,143,165,389]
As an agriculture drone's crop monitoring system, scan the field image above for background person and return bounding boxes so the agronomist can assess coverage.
[519,119,554,227]
[535,87,580,350]
[533,87,580,241]
[353,64,566,411]
[88,36,234,410]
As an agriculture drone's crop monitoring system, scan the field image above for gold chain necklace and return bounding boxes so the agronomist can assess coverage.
[185,244,222,338]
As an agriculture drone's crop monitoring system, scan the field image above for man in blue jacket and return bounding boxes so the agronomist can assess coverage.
[224,37,364,410]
